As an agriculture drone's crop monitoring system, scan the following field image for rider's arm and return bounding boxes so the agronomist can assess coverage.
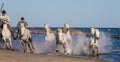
[17,22,20,28]
[24,21,28,26]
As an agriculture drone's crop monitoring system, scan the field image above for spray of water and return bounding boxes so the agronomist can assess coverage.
[98,32,112,53]
[71,31,112,55]
[13,31,112,55]
[72,34,89,55]
[33,34,56,54]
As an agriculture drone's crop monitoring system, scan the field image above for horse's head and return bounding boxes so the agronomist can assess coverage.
[57,28,63,34]
[44,24,49,29]
[91,27,95,35]
[95,29,100,39]
[64,23,70,29]
[44,24,52,33]
[19,23,26,38]
[63,24,71,34]
[57,28,65,43]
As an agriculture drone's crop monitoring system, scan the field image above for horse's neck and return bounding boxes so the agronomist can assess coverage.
[66,31,71,37]
[66,31,70,35]
[95,29,100,38]
[21,26,26,30]
[46,27,52,34]
[58,32,64,41]
[3,24,8,30]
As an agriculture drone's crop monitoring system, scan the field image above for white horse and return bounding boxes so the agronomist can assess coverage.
[44,24,56,43]
[56,28,67,54]
[89,27,99,56]
[56,24,72,55]
[64,24,72,55]
[19,23,35,53]
[64,30,72,55]
[2,22,13,50]
[44,24,56,53]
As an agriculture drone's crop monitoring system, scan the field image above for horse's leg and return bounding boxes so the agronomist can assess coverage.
[3,37,9,49]
[20,40,24,47]
[20,40,26,52]
[29,38,35,49]
[9,38,13,50]
[28,41,33,53]
[63,43,66,54]
[24,41,27,53]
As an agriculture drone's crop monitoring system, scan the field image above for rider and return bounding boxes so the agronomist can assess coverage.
[15,17,28,39]
[0,10,15,39]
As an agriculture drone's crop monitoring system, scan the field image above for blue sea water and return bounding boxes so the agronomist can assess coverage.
[10,27,120,62]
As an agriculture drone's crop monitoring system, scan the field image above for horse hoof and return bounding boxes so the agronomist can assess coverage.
[13,38,17,40]
[11,49,14,51]
[24,50,26,53]
[30,51,33,53]
[32,46,35,49]
[56,50,59,52]
[6,47,9,50]
[64,53,70,56]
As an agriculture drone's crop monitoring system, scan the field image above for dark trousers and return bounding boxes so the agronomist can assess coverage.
[0,29,2,41]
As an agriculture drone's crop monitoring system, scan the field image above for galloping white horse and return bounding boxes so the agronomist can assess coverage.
[89,27,100,56]
[56,28,67,54]
[19,23,35,53]
[63,24,72,55]
[2,21,13,50]
[44,24,56,53]
[56,24,72,55]
[44,24,56,43]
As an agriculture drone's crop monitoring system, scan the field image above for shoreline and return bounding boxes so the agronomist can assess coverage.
[0,49,106,62]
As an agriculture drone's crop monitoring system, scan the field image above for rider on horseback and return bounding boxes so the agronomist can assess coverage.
[0,10,15,40]
[15,17,28,39]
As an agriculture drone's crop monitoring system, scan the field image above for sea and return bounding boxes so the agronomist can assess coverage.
[3,27,120,62]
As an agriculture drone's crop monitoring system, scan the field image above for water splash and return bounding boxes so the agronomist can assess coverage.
[71,31,112,55]
[33,34,56,54]
[12,31,112,55]
[72,34,89,55]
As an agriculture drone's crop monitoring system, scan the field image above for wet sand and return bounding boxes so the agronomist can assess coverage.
[0,49,107,62]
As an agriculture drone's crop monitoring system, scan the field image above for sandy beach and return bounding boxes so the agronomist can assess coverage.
[0,49,106,62]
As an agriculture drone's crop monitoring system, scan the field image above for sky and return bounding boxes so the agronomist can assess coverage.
[0,0,120,27]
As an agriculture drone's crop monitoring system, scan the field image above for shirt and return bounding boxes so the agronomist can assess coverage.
[17,20,28,27]
[0,15,10,24]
